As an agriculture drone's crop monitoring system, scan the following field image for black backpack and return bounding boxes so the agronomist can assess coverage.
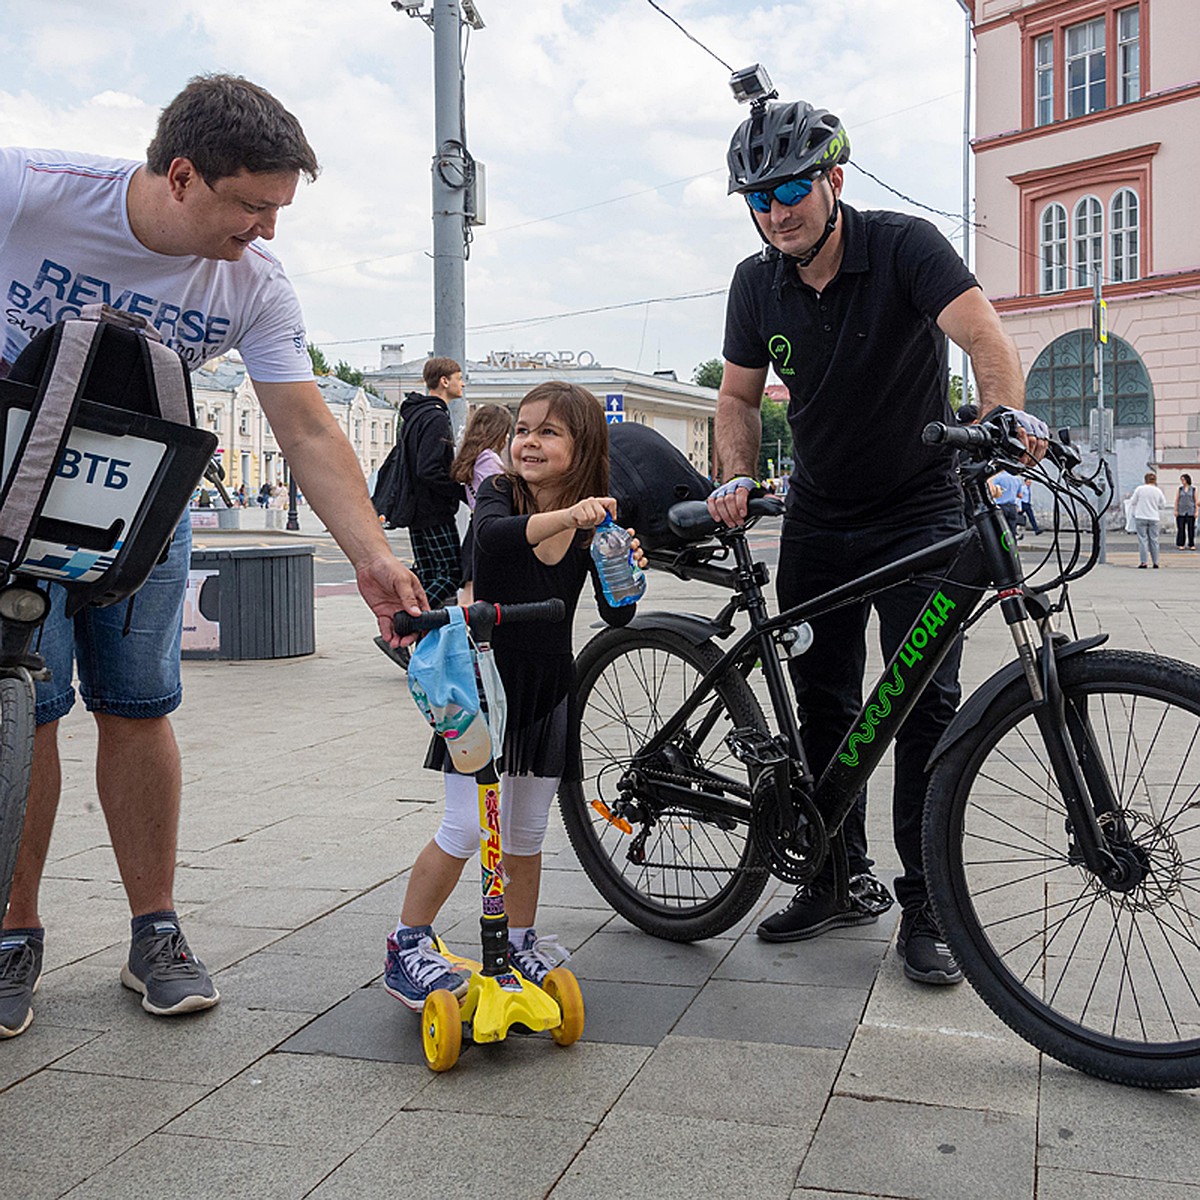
[608,422,713,551]
[371,437,416,529]
[0,307,217,613]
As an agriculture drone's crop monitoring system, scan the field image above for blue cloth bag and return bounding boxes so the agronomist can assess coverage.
[407,607,493,773]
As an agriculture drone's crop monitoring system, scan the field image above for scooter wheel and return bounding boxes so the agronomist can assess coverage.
[543,968,584,1046]
[422,988,462,1072]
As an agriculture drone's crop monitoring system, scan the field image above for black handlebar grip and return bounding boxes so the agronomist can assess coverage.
[922,421,995,450]
[391,597,567,641]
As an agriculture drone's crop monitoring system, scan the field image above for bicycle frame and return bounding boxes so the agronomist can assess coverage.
[632,474,1046,865]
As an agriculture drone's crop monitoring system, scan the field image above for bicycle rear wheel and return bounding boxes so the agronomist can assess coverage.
[925,649,1200,1088]
[0,673,36,921]
[560,626,770,941]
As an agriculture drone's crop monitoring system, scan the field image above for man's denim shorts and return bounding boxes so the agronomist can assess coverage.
[34,520,191,726]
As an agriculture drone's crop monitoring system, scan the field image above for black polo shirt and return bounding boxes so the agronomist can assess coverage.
[723,204,979,529]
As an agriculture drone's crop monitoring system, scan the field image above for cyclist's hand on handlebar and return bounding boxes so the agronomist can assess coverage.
[706,475,756,527]
[356,554,429,646]
[990,407,1049,465]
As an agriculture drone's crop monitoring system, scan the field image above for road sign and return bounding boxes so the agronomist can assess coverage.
[605,393,624,425]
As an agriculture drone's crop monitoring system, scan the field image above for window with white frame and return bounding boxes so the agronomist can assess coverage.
[1035,33,1055,126]
[239,410,250,435]
[1040,203,1068,293]
[1065,17,1106,119]
[1117,6,1140,104]
[1073,196,1103,288]
[1110,188,1140,282]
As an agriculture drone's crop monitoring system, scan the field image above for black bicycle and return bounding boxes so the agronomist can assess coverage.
[560,414,1200,1089]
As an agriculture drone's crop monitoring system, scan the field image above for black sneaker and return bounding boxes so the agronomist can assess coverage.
[897,906,963,986]
[0,930,43,1038]
[507,929,570,985]
[374,636,411,672]
[756,873,892,943]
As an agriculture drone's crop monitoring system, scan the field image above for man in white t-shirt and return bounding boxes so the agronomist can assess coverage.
[0,75,427,1039]
[1129,471,1167,569]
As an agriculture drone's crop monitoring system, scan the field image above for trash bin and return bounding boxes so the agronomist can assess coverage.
[183,544,315,660]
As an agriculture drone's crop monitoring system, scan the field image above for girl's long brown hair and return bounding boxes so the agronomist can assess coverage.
[451,404,513,484]
[506,381,608,515]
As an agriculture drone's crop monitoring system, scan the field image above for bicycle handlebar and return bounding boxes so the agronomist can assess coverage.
[392,598,566,641]
[922,421,999,452]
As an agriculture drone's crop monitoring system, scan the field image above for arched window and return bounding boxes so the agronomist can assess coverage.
[1025,329,1153,432]
[1110,188,1140,283]
[1040,203,1068,294]
[1072,195,1103,289]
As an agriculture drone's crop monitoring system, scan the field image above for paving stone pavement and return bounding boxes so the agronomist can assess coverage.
[4,520,1199,1199]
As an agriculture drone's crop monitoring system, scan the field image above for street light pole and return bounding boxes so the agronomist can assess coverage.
[955,0,973,402]
[393,0,483,441]
[1093,271,1109,563]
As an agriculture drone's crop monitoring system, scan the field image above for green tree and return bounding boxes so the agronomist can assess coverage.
[949,374,976,410]
[334,359,364,388]
[692,358,723,390]
[758,398,791,477]
[307,342,331,375]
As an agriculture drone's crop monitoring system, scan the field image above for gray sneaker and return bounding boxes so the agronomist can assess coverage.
[507,929,570,986]
[120,919,219,1015]
[0,931,43,1038]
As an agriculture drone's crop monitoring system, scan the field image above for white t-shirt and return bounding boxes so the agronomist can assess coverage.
[1130,484,1166,520]
[0,147,313,382]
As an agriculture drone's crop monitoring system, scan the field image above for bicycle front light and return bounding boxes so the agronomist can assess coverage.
[0,583,51,624]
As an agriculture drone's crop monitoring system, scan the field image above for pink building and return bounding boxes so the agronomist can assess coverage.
[970,0,1200,493]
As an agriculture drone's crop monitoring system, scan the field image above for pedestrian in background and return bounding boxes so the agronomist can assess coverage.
[1018,477,1040,535]
[1175,473,1196,551]
[1130,472,1168,568]
[451,403,512,604]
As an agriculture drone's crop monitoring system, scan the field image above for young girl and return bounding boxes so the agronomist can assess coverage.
[384,381,642,1009]
[450,404,513,604]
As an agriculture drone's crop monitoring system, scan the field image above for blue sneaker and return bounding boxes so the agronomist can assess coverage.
[120,919,219,1015]
[0,931,43,1038]
[507,929,570,986]
[384,926,469,1011]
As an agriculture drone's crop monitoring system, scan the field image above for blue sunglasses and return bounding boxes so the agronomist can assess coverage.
[744,175,819,214]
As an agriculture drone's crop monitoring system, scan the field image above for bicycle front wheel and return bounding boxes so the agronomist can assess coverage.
[560,626,770,941]
[925,649,1200,1088]
[0,673,37,921]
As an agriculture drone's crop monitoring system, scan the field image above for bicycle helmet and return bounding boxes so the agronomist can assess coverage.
[727,100,850,195]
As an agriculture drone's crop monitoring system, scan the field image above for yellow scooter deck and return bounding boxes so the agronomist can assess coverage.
[438,946,562,1043]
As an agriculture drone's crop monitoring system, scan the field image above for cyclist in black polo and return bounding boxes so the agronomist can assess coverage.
[708,99,1046,985]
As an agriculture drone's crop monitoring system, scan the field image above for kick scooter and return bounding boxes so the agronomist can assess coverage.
[394,600,585,1072]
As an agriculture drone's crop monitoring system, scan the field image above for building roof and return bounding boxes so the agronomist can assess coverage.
[193,358,247,393]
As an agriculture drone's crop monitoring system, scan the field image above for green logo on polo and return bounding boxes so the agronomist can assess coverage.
[768,333,795,376]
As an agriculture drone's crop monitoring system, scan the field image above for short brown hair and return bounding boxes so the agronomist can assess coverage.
[423,356,462,392]
[147,74,319,183]
[1145,472,1158,483]
[506,381,608,514]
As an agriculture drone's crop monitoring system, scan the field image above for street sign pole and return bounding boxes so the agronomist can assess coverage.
[1093,271,1108,563]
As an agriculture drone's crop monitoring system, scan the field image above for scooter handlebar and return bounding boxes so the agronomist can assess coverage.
[392,598,566,640]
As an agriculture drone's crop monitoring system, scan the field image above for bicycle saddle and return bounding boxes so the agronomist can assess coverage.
[666,496,784,543]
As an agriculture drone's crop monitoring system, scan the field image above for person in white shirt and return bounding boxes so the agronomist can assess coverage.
[1129,471,1168,569]
[0,75,427,1039]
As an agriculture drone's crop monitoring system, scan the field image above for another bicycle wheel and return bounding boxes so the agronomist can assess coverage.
[925,649,1200,1088]
[0,673,37,921]
[560,626,770,941]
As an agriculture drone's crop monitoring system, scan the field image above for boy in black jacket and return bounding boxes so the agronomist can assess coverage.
[400,357,466,606]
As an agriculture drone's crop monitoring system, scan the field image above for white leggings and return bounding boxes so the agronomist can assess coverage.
[433,771,559,860]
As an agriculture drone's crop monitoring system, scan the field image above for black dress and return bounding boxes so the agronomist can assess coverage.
[425,476,634,780]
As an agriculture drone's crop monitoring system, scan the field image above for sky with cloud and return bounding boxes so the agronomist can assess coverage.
[1,0,977,381]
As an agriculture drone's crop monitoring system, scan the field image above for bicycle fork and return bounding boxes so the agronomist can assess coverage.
[982,510,1141,890]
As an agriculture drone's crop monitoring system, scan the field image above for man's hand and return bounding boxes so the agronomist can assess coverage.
[706,476,756,527]
[355,554,428,646]
[1010,409,1050,465]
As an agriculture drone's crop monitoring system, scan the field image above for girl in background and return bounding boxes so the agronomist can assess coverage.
[450,404,513,604]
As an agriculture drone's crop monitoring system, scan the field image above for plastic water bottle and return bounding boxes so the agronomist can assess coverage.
[591,514,647,606]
